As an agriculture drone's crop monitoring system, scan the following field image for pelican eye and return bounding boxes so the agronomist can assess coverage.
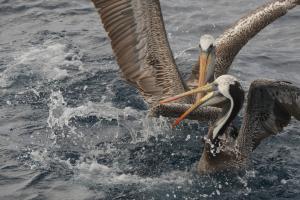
[207,44,214,52]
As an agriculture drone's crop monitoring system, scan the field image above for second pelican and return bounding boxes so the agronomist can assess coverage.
[161,75,300,173]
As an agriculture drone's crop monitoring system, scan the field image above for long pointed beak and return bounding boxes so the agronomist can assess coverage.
[197,51,213,100]
[160,83,218,127]
[159,84,214,104]
[198,51,209,88]
[172,91,216,127]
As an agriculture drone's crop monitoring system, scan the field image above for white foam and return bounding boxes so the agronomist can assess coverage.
[47,90,141,128]
[0,42,83,88]
[76,160,189,187]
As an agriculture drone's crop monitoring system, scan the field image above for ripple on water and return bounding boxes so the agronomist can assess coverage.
[1,0,300,199]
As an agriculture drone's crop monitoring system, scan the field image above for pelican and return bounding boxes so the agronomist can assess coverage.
[160,75,300,173]
[91,0,300,173]
[91,0,300,121]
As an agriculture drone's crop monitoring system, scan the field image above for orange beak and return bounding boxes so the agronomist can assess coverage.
[172,91,215,127]
[160,83,215,127]
[199,52,209,87]
[159,84,213,104]
[197,52,209,100]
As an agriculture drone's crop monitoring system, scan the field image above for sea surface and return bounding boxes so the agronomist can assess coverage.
[1,0,300,199]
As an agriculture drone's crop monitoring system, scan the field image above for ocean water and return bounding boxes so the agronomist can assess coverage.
[1,0,300,199]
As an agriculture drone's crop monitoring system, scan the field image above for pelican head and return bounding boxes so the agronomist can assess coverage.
[160,75,244,141]
[203,75,245,141]
[198,34,216,86]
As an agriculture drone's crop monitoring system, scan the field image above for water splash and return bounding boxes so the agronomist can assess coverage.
[0,41,83,88]
[46,90,171,144]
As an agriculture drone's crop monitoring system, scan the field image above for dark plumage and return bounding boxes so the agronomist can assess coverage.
[173,76,300,173]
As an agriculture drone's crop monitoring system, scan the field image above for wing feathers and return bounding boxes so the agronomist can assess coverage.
[215,0,299,77]
[187,0,299,88]
[238,80,300,152]
[91,0,187,106]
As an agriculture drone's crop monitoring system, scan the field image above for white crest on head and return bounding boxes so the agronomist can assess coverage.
[199,34,215,51]
[214,75,239,99]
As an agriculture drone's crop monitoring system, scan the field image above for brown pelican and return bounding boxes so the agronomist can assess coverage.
[161,75,300,173]
[91,0,300,121]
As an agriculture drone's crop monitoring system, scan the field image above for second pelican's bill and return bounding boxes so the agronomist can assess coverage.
[160,82,221,127]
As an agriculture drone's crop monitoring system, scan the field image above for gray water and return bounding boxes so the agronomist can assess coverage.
[1,0,300,199]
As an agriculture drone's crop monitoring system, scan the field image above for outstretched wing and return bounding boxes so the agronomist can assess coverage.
[188,0,299,85]
[237,80,300,154]
[215,0,300,77]
[91,0,188,106]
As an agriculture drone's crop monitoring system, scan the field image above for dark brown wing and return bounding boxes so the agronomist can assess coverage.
[91,0,188,106]
[237,80,300,154]
[215,0,300,77]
